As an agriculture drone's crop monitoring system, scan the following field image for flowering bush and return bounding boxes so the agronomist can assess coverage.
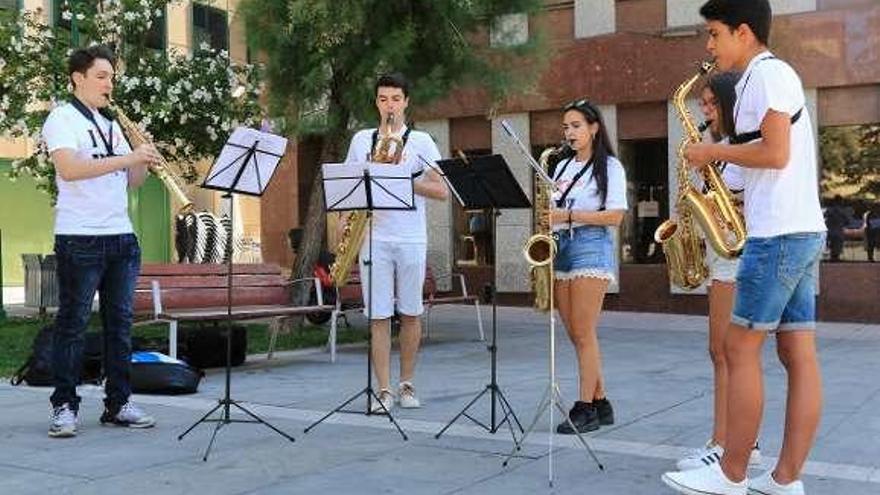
[0,0,263,199]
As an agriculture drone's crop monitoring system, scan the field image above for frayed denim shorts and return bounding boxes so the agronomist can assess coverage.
[732,232,825,332]
[553,225,616,282]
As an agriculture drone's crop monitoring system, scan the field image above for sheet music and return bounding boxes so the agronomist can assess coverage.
[203,127,287,195]
[323,161,415,211]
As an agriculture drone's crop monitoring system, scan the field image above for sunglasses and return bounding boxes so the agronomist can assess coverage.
[563,98,599,120]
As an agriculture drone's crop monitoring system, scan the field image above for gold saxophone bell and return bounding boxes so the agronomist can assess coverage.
[523,233,556,267]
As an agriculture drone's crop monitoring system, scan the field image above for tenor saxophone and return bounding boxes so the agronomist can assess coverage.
[522,144,568,311]
[329,114,405,286]
[654,61,747,290]
[110,105,194,213]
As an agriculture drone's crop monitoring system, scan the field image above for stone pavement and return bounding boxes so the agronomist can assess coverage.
[1,306,878,494]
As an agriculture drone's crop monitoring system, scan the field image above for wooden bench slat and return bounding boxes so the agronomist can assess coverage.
[139,263,282,276]
[159,304,332,321]
[135,274,287,290]
[134,287,289,312]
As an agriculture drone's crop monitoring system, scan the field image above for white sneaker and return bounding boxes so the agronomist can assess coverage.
[748,470,805,495]
[678,442,763,471]
[370,389,394,414]
[398,381,421,409]
[101,401,156,428]
[677,441,723,471]
[749,446,763,467]
[49,404,78,438]
[662,462,747,495]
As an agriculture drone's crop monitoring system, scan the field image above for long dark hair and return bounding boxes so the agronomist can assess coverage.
[563,99,616,209]
[705,71,740,140]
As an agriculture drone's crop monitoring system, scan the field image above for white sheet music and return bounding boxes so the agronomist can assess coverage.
[323,162,414,211]
[203,127,287,195]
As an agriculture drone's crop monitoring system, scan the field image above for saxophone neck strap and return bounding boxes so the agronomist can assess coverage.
[70,97,115,156]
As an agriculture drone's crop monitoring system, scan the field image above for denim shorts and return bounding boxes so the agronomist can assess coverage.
[554,226,616,281]
[732,232,825,332]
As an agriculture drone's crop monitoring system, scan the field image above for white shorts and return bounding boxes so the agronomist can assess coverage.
[707,246,740,285]
[358,241,427,320]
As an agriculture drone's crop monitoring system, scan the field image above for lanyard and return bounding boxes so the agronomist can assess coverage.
[554,156,593,208]
[733,54,776,129]
[70,97,115,156]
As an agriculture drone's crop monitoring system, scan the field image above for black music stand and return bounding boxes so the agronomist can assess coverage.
[178,127,295,461]
[303,161,415,440]
[432,153,527,443]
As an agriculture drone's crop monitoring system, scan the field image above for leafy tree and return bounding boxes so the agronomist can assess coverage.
[819,124,880,199]
[0,0,262,199]
[240,0,544,306]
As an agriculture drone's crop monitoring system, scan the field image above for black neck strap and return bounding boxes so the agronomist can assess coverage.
[370,126,412,156]
[554,156,593,208]
[732,55,803,145]
[70,97,115,156]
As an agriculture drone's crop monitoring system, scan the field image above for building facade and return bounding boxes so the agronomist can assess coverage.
[262,0,880,323]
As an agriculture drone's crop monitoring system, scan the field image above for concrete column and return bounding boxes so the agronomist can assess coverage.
[491,113,531,293]
[598,104,621,294]
[417,119,454,291]
[574,0,615,39]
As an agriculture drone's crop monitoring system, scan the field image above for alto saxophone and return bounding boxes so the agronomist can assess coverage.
[654,61,747,290]
[523,144,569,311]
[329,114,404,286]
[110,104,194,213]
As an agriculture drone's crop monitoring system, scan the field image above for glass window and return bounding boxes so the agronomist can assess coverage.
[193,3,228,52]
[819,124,880,262]
[617,138,668,264]
[144,8,166,52]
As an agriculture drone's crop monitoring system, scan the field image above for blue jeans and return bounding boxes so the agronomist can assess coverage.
[51,234,140,412]
[732,232,825,331]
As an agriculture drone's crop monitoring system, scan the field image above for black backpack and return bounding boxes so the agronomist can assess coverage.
[11,324,103,387]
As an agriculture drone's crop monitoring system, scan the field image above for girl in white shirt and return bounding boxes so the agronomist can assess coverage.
[551,99,628,434]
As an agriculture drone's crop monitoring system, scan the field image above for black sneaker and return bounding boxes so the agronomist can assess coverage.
[594,397,614,426]
[556,401,599,434]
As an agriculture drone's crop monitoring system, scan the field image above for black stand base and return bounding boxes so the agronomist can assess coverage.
[434,382,523,442]
[303,385,408,440]
[178,398,296,462]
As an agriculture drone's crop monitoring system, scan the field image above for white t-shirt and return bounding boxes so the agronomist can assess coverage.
[550,155,628,232]
[42,102,134,235]
[733,51,825,237]
[343,126,442,243]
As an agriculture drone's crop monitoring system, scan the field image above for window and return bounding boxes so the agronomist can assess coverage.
[144,7,166,52]
[819,124,880,262]
[617,138,668,264]
[193,3,228,52]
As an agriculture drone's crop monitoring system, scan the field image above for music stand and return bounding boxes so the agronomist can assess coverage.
[432,153,527,443]
[177,127,295,460]
[303,161,414,440]
[495,119,603,487]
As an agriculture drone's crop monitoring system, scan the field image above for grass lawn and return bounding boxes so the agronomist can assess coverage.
[0,315,366,379]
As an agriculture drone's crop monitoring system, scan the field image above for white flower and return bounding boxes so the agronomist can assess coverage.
[61,10,72,21]
[124,12,136,21]
[75,13,85,20]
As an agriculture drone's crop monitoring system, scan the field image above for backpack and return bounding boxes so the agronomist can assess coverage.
[11,324,103,387]
[130,352,203,395]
